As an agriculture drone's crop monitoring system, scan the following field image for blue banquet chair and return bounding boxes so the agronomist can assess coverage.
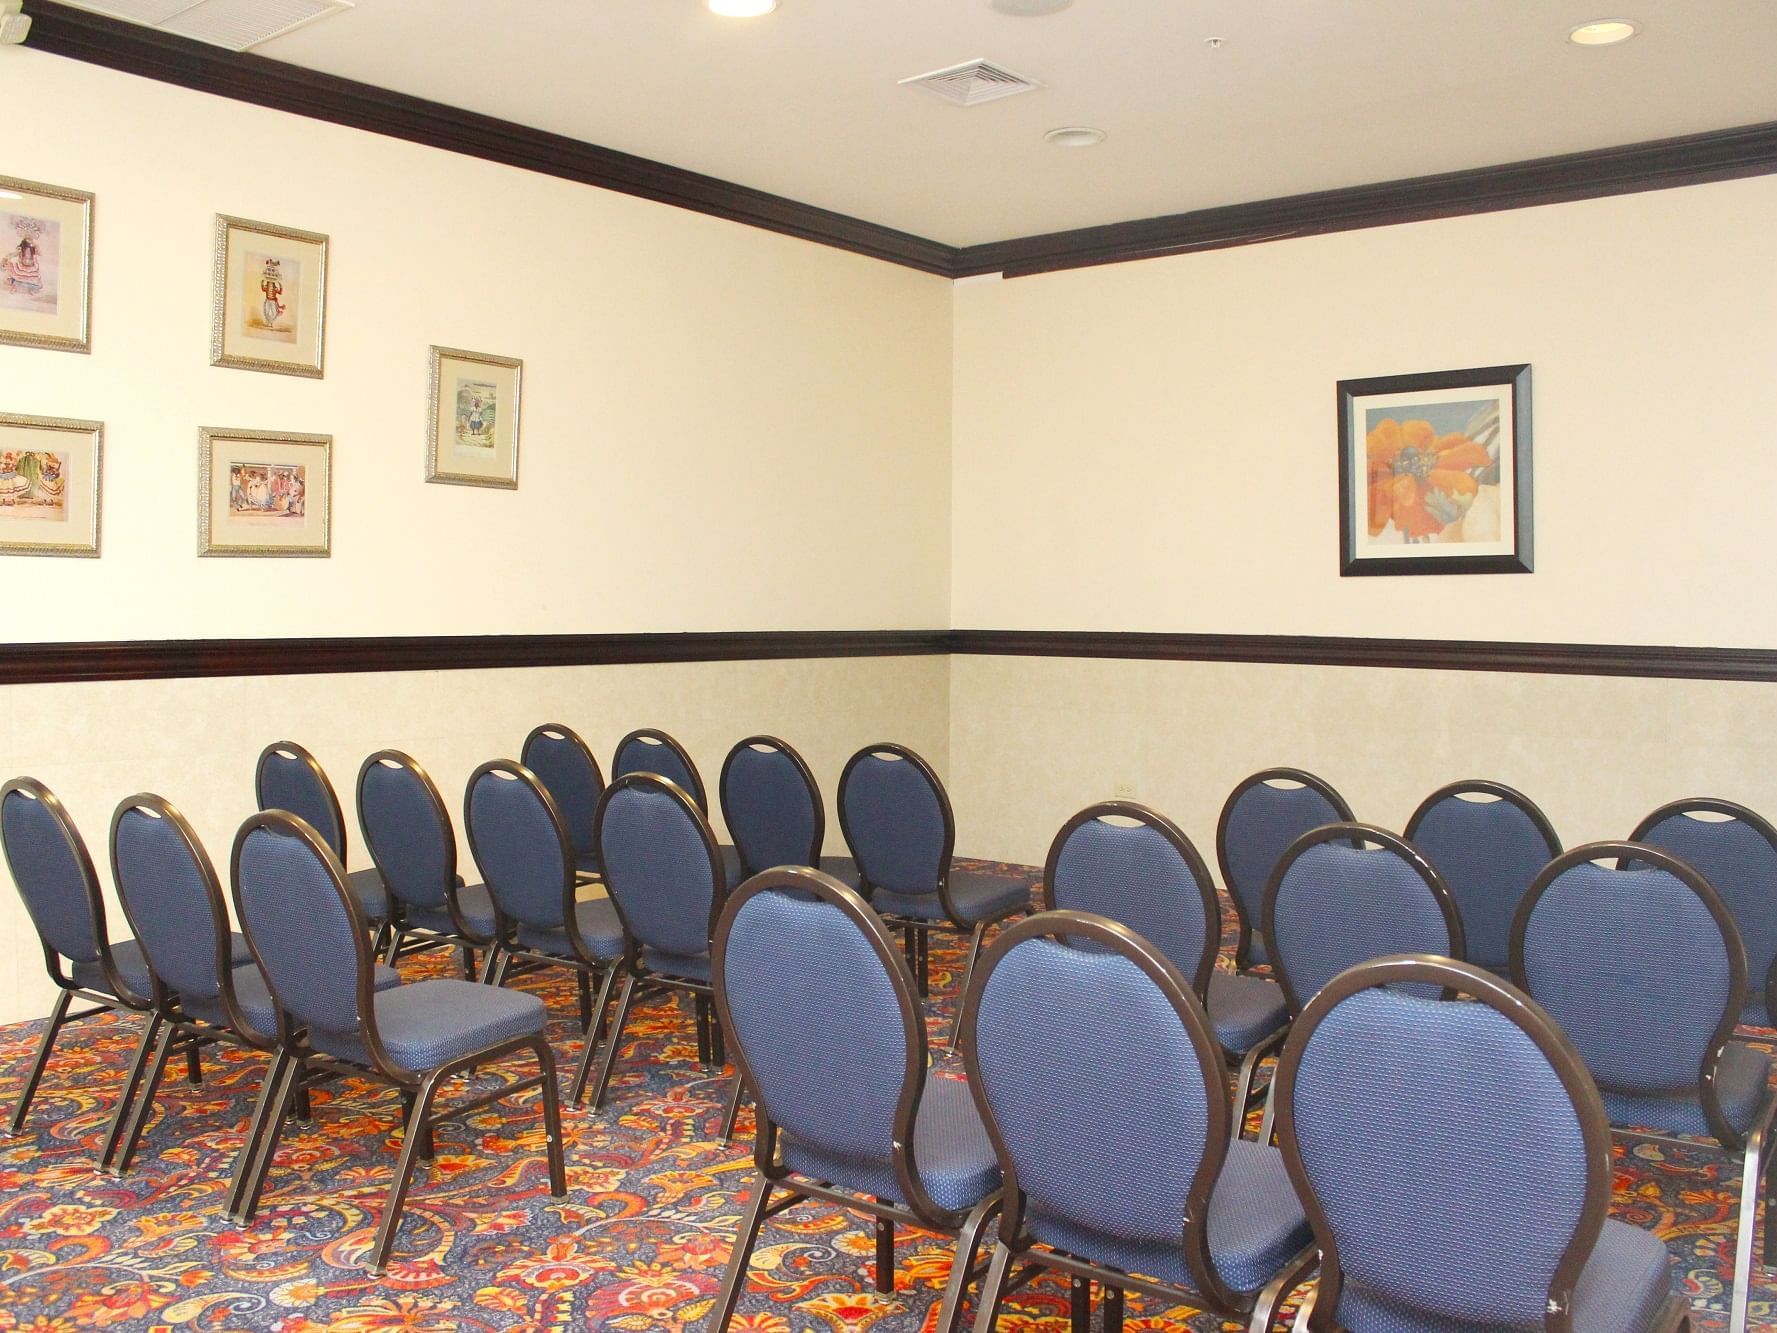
[1273,953,1689,1333]
[227,810,564,1274]
[255,740,392,951]
[612,727,708,813]
[707,866,1001,1332]
[1216,768,1354,973]
[961,909,1316,1333]
[1513,842,1774,1333]
[521,722,606,884]
[1044,800,1288,1135]
[718,734,859,889]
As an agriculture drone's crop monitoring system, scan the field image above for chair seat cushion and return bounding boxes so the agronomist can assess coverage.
[1601,1041,1772,1139]
[1207,971,1289,1055]
[347,867,390,923]
[183,961,400,1036]
[1742,995,1772,1029]
[781,1074,1000,1216]
[722,848,862,891]
[872,869,1033,925]
[311,979,547,1073]
[1026,1139,1309,1296]
[575,849,602,880]
[73,935,254,1002]
[514,897,624,961]
[643,949,710,983]
[407,882,498,941]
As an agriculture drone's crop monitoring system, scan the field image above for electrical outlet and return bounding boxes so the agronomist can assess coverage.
[1113,781,1136,799]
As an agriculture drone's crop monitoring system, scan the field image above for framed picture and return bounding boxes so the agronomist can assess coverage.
[426,345,521,489]
[0,175,93,354]
[199,427,331,557]
[0,412,101,557]
[1337,363,1532,576]
[210,215,328,378]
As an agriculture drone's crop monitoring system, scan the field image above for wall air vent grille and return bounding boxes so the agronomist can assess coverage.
[59,0,352,51]
[898,59,1042,107]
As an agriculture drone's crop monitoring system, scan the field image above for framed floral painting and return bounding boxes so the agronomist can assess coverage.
[1337,363,1532,576]
[0,175,93,354]
[425,345,521,489]
[0,412,102,557]
[199,427,331,557]
[210,215,328,378]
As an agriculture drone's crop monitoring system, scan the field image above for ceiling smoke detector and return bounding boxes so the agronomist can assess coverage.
[1568,18,1640,45]
[989,0,1072,15]
[1045,126,1105,148]
[56,0,353,51]
[900,58,1043,107]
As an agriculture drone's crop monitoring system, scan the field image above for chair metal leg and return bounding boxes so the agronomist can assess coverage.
[577,970,593,1034]
[398,1089,434,1162]
[460,945,476,981]
[1730,1116,1768,1333]
[371,921,394,961]
[113,1020,176,1175]
[719,1072,745,1143]
[569,964,619,1105]
[293,1081,313,1123]
[918,929,932,997]
[226,1049,291,1219]
[875,1199,894,1293]
[491,948,515,988]
[477,943,502,984]
[948,922,988,1052]
[1247,1243,1318,1333]
[585,973,638,1110]
[694,995,712,1068]
[382,928,404,967]
[1230,1027,1288,1141]
[9,990,72,1136]
[1258,1075,1281,1147]
[933,1196,1000,1333]
[970,1241,1015,1333]
[184,1039,203,1085]
[237,1057,301,1221]
[711,1011,726,1069]
[369,1072,442,1275]
[98,1012,161,1170]
[533,1040,566,1198]
[1070,1276,1091,1333]
[708,1177,774,1333]
[1104,1286,1125,1333]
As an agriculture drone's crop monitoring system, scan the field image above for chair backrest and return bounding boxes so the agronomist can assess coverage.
[521,723,604,859]
[611,729,706,814]
[1629,799,1777,1020]
[0,778,117,981]
[719,736,824,877]
[962,910,1235,1307]
[255,741,348,859]
[595,773,724,960]
[1216,768,1353,952]
[464,760,574,932]
[1513,842,1743,1108]
[837,743,954,897]
[714,868,938,1210]
[1042,801,1219,997]
[231,811,372,1041]
[111,794,232,1009]
[358,751,456,912]
[1405,780,1561,969]
[1263,823,1463,1016]
[1275,955,1612,1333]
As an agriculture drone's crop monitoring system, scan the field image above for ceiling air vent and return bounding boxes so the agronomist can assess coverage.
[60,0,351,51]
[899,58,1042,107]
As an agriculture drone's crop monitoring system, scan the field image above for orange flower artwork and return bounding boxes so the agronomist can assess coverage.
[1364,416,1494,541]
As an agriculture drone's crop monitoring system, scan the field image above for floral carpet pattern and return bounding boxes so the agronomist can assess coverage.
[0,860,1769,1331]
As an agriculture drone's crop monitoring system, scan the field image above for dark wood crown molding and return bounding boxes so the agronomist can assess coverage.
[21,0,1777,280]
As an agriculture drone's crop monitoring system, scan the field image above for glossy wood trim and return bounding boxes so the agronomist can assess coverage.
[0,630,950,685]
[947,630,1777,683]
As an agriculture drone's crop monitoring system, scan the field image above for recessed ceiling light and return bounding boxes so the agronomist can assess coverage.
[1568,18,1639,45]
[1046,126,1106,149]
[707,0,777,16]
[990,0,1072,14]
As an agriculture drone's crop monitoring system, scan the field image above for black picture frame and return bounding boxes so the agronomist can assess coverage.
[1336,363,1532,577]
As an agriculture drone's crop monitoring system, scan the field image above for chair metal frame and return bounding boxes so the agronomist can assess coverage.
[1512,841,1775,1333]
[582,772,740,1123]
[357,750,495,978]
[1,777,157,1143]
[707,866,1003,1333]
[960,909,1316,1333]
[1271,953,1690,1333]
[612,727,708,814]
[1215,767,1354,973]
[838,742,1033,1047]
[521,722,607,885]
[1043,800,1284,1132]
[227,810,566,1275]
[718,734,824,879]
[464,759,623,1102]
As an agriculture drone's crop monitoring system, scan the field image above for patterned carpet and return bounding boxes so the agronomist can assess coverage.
[0,860,1769,1331]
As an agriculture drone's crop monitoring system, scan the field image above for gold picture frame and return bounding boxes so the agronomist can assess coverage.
[210,215,328,378]
[199,427,332,557]
[0,412,102,557]
[426,345,522,489]
[0,175,94,354]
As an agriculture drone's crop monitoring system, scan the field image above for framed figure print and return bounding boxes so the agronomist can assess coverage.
[1337,363,1533,576]
[426,345,521,489]
[0,412,102,556]
[0,176,94,354]
[199,427,331,557]
[211,215,328,377]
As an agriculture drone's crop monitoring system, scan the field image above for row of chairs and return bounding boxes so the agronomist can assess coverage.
[707,868,1692,1333]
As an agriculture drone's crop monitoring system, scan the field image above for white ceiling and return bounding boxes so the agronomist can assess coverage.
[244,0,1777,248]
